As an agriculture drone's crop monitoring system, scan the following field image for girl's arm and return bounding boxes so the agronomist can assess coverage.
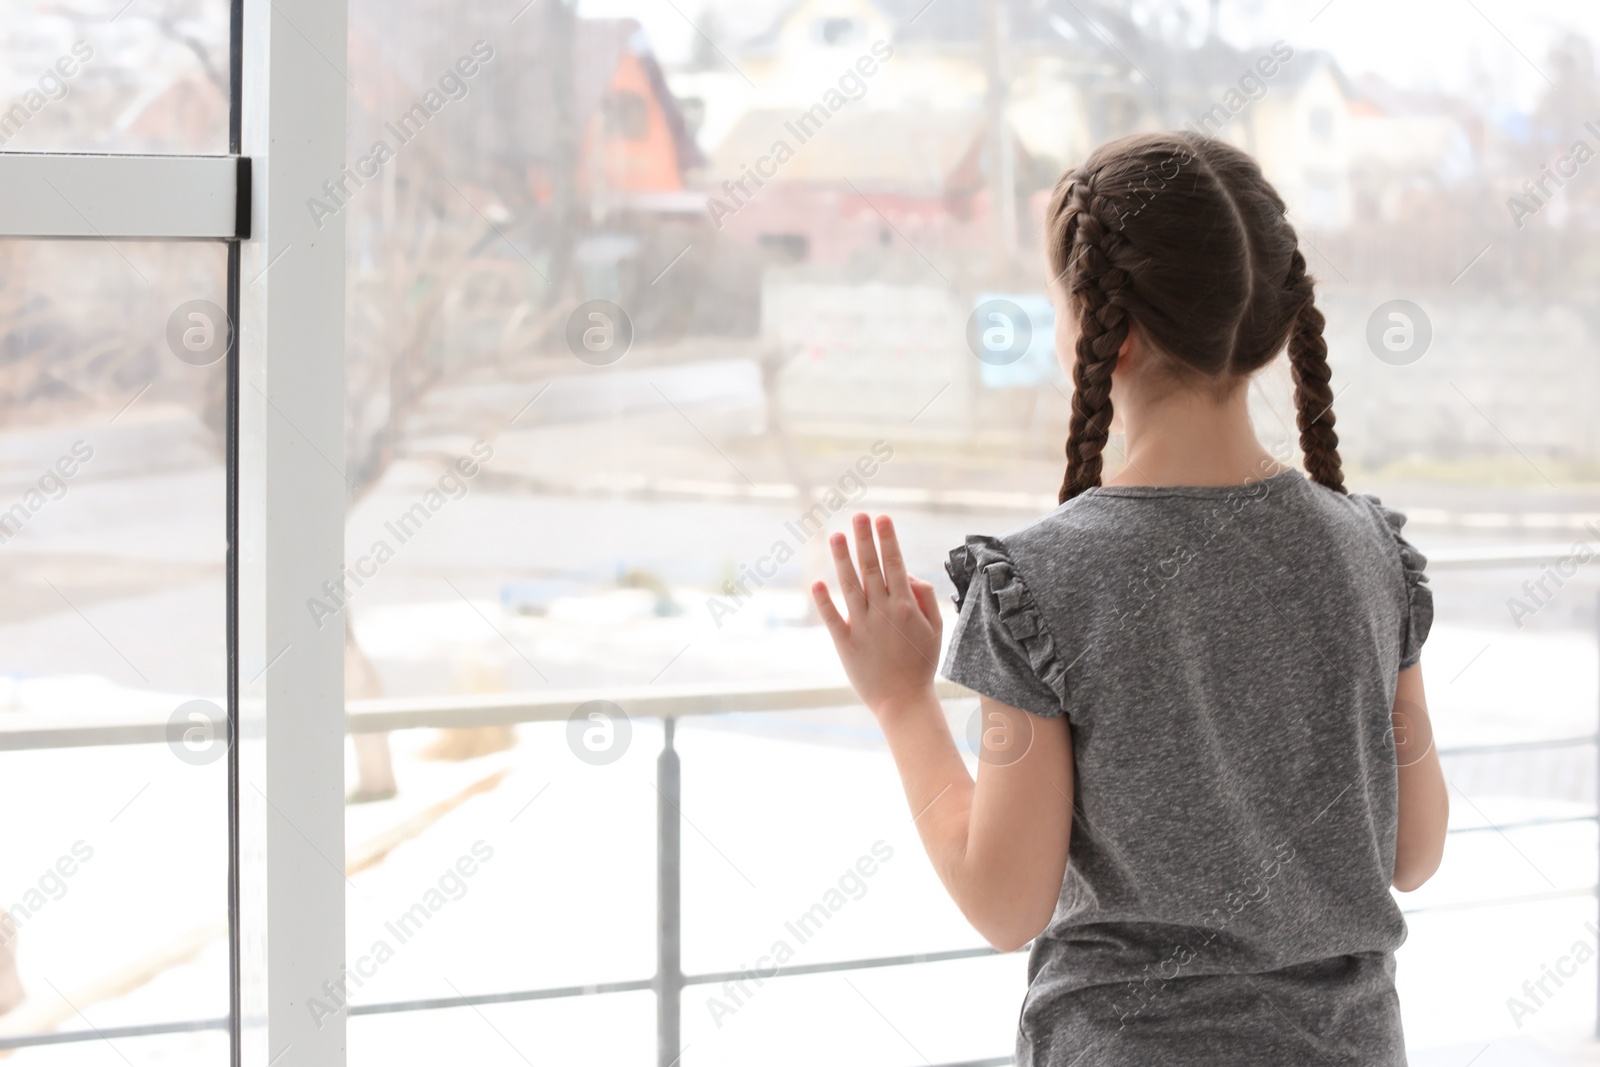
[812,514,1073,951]
[1391,663,1447,892]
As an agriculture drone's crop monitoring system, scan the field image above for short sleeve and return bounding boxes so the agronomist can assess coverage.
[941,536,1068,718]
[1358,495,1434,670]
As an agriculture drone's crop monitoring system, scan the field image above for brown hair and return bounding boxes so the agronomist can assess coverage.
[1045,131,1344,503]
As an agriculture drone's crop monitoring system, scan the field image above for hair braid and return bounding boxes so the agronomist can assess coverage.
[1285,249,1346,494]
[1057,179,1132,504]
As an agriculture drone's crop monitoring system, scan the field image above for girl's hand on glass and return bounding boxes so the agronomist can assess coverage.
[812,513,942,719]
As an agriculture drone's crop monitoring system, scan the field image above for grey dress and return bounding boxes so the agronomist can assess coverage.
[941,468,1433,1067]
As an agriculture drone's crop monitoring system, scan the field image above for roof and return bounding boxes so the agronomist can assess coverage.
[1269,48,1355,99]
[708,106,1020,194]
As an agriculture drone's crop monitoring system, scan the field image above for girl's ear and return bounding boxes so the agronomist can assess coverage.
[1116,321,1140,369]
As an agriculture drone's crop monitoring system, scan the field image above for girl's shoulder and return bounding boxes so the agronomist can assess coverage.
[943,498,1123,613]
[945,474,1427,607]
[1301,481,1430,579]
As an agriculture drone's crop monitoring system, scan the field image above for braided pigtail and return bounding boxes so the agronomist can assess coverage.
[1058,180,1131,504]
[1285,249,1346,494]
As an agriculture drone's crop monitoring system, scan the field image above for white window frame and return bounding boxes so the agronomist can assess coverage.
[0,154,244,237]
[0,2,349,1065]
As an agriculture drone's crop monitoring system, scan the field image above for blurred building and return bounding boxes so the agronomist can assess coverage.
[707,106,1032,266]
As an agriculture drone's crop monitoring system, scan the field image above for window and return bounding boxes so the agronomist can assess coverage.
[0,239,230,1060]
[1,3,347,1064]
[814,17,864,47]
[0,1,230,154]
[603,90,650,141]
[1304,170,1342,227]
[6,3,1599,1066]
[330,3,1600,1060]
[1310,105,1335,141]
[758,233,809,262]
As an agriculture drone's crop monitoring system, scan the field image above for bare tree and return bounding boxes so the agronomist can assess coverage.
[0,914,21,1018]
[338,122,574,796]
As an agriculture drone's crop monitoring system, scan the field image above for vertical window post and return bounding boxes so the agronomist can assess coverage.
[236,1,348,1064]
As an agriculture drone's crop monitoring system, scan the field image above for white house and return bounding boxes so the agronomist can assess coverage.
[1249,52,1357,231]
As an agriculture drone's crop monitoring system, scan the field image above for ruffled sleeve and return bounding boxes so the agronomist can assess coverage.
[941,535,1068,718]
[1358,495,1434,670]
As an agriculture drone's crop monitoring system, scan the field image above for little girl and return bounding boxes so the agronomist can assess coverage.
[814,132,1449,1065]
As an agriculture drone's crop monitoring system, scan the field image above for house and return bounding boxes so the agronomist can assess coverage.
[737,0,906,106]
[1244,51,1357,231]
[341,3,724,338]
[689,0,1062,265]
[559,20,707,208]
[1159,44,1359,232]
[348,5,703,214]
[705,105,1033,265]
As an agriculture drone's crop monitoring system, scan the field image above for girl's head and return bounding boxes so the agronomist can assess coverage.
[1044,131,1342,502]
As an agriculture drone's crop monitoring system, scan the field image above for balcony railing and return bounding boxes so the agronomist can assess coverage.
[1,547,1596,1064]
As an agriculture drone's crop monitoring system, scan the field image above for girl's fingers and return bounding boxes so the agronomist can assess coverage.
[852,513,885,598]
[811,581,847,640]
[876,515,909,594]
[909,577,941,627]
[829,532,865,612]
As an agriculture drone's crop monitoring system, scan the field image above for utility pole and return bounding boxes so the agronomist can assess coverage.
[983,0,1016,276]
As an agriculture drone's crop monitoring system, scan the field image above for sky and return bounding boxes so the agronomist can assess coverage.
[1274,0,1599,110]
[576,0,1600,113]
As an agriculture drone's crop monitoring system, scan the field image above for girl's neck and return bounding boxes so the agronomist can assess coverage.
[1103,385,1286,489]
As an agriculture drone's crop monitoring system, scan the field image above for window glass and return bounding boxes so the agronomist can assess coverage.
[0,239,230,1058]
[0,1,229,154]
[338,0,1600,1061]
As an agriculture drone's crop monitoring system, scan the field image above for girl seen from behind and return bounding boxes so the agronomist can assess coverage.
[814,131,1449,1066]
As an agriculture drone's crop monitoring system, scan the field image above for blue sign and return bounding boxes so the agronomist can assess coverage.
[971,292,1060,389]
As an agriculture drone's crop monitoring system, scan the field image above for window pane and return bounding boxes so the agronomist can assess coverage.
[0,1,228,154]
[342,722,654,1004]
[0,239,229,1059]
[340,0,1600,1061]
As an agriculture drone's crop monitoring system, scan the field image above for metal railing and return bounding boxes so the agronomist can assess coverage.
[0,679,1016,1064]
[2,550,1597,1062]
